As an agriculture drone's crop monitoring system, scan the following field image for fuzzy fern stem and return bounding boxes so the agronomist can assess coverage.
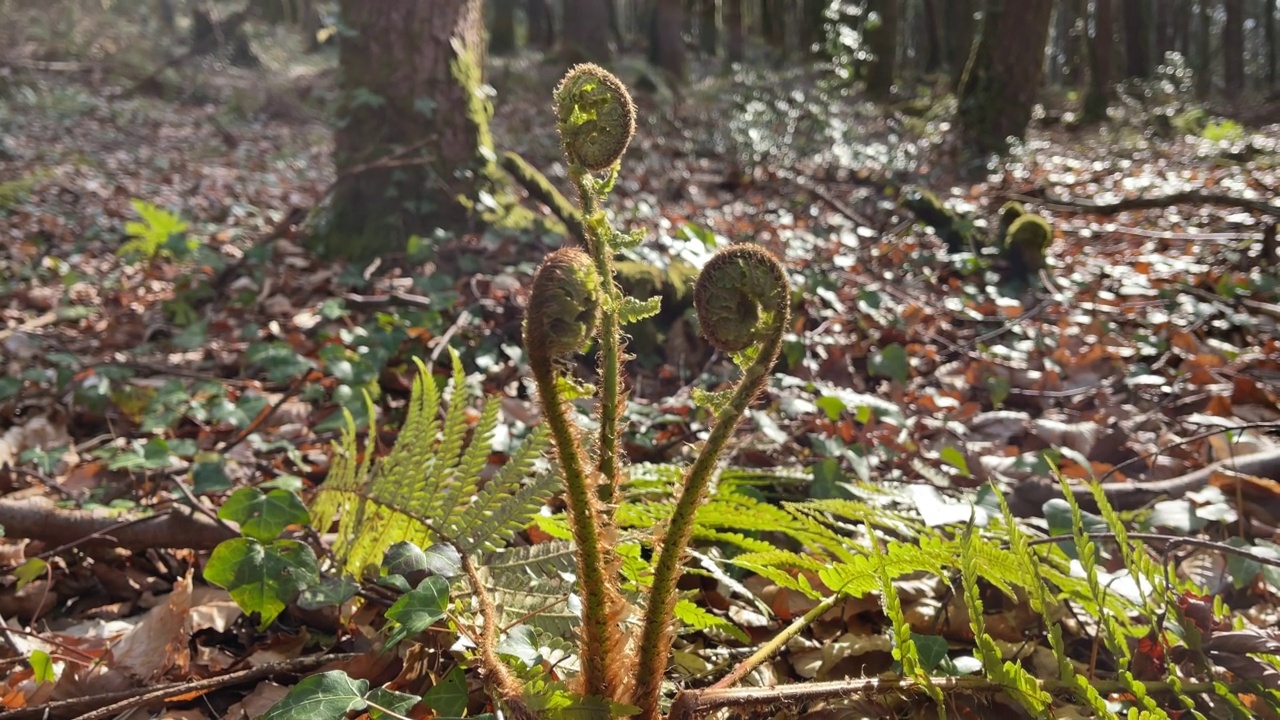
[633,244,790,720]
[554,64,636,507]
[523,248,624,703]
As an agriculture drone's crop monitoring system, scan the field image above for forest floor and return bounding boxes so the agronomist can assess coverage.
[2,14,1280,720]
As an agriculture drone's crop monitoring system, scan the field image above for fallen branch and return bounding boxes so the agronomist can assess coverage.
[0,495,237,553]
[667,674,1256,720]
[1005,189,1280,218]
[0,652,359,720]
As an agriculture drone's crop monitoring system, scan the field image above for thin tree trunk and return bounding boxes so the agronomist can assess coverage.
[1223,0,1245,96]
[955,0,1054,157]
[1084,0,1114,121]
[863,0,897,99]
[563,0,613,63]
[526,0,555,48]
[490,0,518,54]
[1195,0,1212,97]
[726,0,744,62]
[921,0,942,72]
[1269,0,1279,86]
[651,0,687,80]
[698,0,718,56]
[1121,0,1150,77]
[762,0,786,58]
[946,0,977,89]
[317,0,493,259]
[800,0,825,56]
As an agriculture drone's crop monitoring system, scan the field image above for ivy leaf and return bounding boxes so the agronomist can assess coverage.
[204,538,319,629]
[381,541,428,576]
[911,633,950,673]
[618,295,661,325]
[421,665,468,718]
[218,487,310,542]
[261,670,369,720]
[366,687,421,720]
[297,575,358,610]
[940,446,971,477]
[422,543,463,577]
[385,575,450,647]
[869,343,910,383]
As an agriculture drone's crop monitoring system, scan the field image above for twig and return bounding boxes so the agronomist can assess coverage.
[709,592,844,691]
[1028,531,1280,571]
[1004,189,1280,218]
[668,674,1257,720]
[220,374,308,454]
[0,652,360,720]
[340,290,435,311]
[0,497,236,552]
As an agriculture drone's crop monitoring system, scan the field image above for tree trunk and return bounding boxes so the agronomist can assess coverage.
[800,0,825,56]
[945,0,976,89]
[563,0,613,63]
[697,0,718,56]
[955,0,1054,157]
[1223,0,1245,96]
[651,0,686,80]
[863,0,897,99]
[762,0,786,58]
[1084,0,1114,122]
[526,0,555,48]
[1154,0,1174,65]
[921,0,942,73]
[1121,0,1150,78]
[490,0,518,54]
[313,0,497,259]
[1195,0,1212,97]
[726,0,744,62]
[1269,0,1278,86]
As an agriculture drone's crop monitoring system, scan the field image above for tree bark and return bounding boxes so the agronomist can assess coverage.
[863,0,897,100]
[801,0,825,56]
[1084,0,1114,122]
[312,0,496,259]
[955,0,1054,157]
[762,0,786,58]
[563,0,613,63]
[945,0,976,90]
[1223,0,1246,97]
[1121,0,1150,78]
[726,0,744,62]
[650,0,686,80]
[921,0,942,73]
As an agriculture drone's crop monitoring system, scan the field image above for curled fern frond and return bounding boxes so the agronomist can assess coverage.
[554,63,636,173]
[524,247,601,363]
[634,243,790,719]
[693,243,790,356]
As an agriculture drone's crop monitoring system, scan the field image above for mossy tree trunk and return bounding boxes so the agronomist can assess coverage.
[955,0,1054,157]
[311,0,498,259]
[1083,0,1114,122]
[862,0,897,100]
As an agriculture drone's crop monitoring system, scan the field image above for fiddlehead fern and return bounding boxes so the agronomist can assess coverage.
[552,63,640,508]
[523,248,627,704]
[633,244,790,720]
[554,63,637,173]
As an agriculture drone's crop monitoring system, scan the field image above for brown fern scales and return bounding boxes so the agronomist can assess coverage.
[693,243,790,354]
[524,247,602,362]
[554,63,637,172]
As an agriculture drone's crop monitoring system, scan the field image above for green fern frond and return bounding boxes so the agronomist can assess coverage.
[959,521,1053,717]
[673,598,749,643]
[481,540,580,638]
[867,522,944,717]
[310,352,553,576]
